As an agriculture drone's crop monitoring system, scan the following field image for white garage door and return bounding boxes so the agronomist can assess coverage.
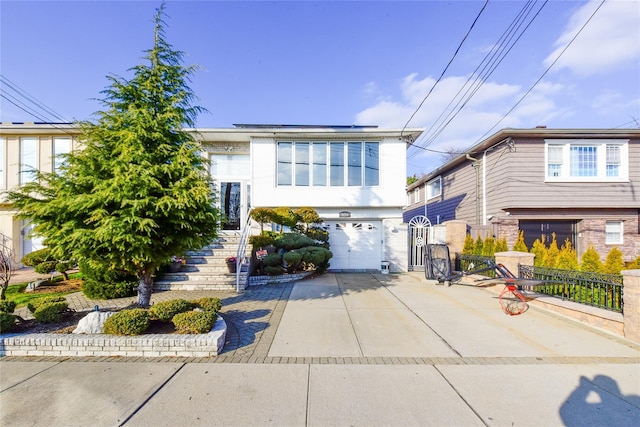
[327,221,382,270]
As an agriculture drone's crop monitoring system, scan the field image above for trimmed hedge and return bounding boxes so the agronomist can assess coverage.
[27,296,66,314]
[0,300,17,314]
[0,313,17,333]
[149,299,194,322]
[191,297,222,313]
[80,260,137,300]
[103,309,150,335]
[172,310,217,334]
[33,301,69,323]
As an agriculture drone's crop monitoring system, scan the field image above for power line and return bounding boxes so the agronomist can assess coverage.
[410,0,548,158]
[462,0,607,151]
[0,74,69,123]
[400,0,489,140]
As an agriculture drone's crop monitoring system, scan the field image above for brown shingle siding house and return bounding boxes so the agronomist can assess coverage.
[404,128,640,262]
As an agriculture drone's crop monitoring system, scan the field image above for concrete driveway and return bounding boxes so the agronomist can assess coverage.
[1,272,639,426]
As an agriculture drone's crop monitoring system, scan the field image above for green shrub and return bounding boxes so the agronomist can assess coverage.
[172,310,217,334]
[274,233,315,250]
[80,260,137,300]
[149,299,194,322]
[581,244,603,272]
[304,227,329,245]
[604,247,625,275]
[27,296,66,314]
[33,301,68,323]
[103,309,150,335]
[262,253,283,267]
[34,261,57,275]
[0,300,17,314]
[249,234,275,249]
[283,251,302,273]
[265,265,284,275]
[0,313,17,333]
[298,246,333,273]
[21,248,51,267]
[191,297,222,313]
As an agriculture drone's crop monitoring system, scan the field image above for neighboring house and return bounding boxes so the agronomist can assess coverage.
[0,122,424,272]
[405,127,640,264]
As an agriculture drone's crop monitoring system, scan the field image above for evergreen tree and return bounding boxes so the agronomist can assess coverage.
[494,236,508,253]
[473,234,484,255]
[603,247,625,274]
[556,239,579,271]
[462,233,475,255]
[580,244,603,273]
[482,235,495,256]
[512,230,528,252]
[530,237,547,267]
[7,3,220,306]
[545,233,560,268]
[625,255,640,270]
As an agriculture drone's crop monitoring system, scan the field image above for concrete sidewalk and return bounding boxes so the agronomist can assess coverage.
[2,272,639,426]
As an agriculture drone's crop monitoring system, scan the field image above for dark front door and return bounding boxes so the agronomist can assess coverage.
[519,220,576,249]
[221,182,241,230]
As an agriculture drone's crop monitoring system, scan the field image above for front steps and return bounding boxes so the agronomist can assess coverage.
[154,232,251,291]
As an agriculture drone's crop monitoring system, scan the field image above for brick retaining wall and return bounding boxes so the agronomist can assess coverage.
[0,317,227,357]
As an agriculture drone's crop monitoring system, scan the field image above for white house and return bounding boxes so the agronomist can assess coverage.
[0,123,424,272]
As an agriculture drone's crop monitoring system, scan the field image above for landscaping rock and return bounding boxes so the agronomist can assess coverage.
[73,311,115,334]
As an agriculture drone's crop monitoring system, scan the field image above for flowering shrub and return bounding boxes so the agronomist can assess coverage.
[225,256,237,263]
[171,255,184,263]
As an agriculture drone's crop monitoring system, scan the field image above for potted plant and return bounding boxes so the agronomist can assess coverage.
[225,256,237,273]
[169,256,184,273]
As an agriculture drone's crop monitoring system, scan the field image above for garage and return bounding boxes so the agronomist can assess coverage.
[326,221,382,271]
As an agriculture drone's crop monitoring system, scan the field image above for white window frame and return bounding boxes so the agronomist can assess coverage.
[426,176,442,200]
[413,187,419,204]
[277,141,379,188]
[605,221,623,245]
[53,137,72,173]
[0,137,5,189]
[545,139,629,182]
[20,137,38,185]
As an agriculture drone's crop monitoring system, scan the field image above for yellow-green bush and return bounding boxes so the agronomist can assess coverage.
[172,310,217,334]
[27,296,66,314]
[191,297,222,313]
[149,299,194,322]
[33,301,68,323]
[103,309,150,335]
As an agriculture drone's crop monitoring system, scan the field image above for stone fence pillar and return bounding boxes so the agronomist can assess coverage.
[494,251,534,277]
[444,220,467,262]
[621,270,640,343]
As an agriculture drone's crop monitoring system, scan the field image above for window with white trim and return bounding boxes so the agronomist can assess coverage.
[426,176,442,199]
[277,141,379,187]
[53,137,71,173]
[605,221,623,244]
[20,137,38,185]
[0,137,5,188]
[413,187,419,204]
[545,139,628,181]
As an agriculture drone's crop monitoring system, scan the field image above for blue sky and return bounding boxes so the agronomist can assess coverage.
[1,0,639,176]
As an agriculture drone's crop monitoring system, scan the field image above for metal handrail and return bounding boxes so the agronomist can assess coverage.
[235,210,253,292]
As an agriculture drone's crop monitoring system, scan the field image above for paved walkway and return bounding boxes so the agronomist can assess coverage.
[2,271,639,426]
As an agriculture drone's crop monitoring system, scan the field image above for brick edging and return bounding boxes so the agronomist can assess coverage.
[0,316,227,358]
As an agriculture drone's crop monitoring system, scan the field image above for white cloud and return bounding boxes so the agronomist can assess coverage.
[355,73,568,175]
[544,0,640,76]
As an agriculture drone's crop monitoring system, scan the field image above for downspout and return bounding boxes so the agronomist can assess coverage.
[482,150,487,226]
[466,154,481,225]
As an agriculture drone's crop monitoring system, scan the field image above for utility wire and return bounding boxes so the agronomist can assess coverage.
[410,0,547,157]
[400,0,489,140]
[462,0,607,152]
[0,74,69,123]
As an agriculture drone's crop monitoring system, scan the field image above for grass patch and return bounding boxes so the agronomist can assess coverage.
[4,272,83,309]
